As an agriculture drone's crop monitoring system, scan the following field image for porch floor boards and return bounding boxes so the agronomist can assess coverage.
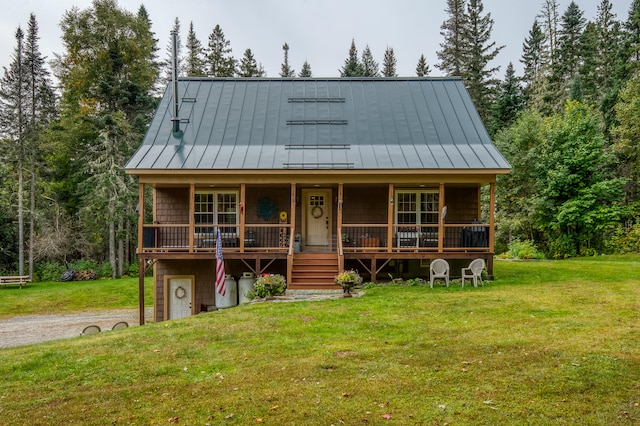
[289,252,341,290]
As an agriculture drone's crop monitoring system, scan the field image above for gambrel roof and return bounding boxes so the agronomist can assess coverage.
[125,77,510,171]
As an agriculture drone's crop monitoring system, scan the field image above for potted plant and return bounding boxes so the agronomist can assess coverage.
[334,269,363,297]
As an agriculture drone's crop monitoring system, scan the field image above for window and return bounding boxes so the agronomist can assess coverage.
[395,190,439,225]
[395,190,439,248]
[194,191,238,234]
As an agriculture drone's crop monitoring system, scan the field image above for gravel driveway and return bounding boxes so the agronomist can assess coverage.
[0,308,154,349]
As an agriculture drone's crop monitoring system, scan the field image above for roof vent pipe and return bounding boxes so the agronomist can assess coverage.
[170,30,182,137]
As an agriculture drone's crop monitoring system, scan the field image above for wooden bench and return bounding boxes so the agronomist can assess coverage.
[0,275,31,289]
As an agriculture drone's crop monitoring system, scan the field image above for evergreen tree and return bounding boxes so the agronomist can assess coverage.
[624,0,640,65]
[538,0,560,67]
[461,0,504,121]
[280,42,295,77]
[158,18,183,88]
[206,24,236,77]
[185,21,206,77]
[489,62,524,135]
[237,48,263,77]
[53,0,159,277]
[521,19,547,106]
[340,39,362,77]
[577,22,599,106]
[0,15,54,277]
[0,27,28,275]
[382,46,397,77]
[298,60,312,77]
[415,54,431,76]
[361,45,379,77]
[437,0,468,76]
[23,13,56,278]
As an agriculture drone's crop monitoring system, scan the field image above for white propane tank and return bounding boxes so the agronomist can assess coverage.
[216,274,238,309]
[238,272,256,304]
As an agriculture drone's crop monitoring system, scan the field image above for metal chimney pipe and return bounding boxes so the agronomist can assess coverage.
[171,30,180,135]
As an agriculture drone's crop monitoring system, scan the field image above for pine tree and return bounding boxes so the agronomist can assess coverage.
[461,0,504,121]
[382,46,397,77]
[206,24,236,77]
[538,0,560,67]
[238,48,263,77]
[361,45,379,77]
[577,22,599,106]
[340,39,362,77]
[23,13,55,279]
[489,62,524,135]
[159,18,183,88]
[185,22,206,77]
[521,19,547,106]
[415,54,431,76]
[280,43,295,77]
[298,60,312,77]
[624,0,640,65]
[437,0,468,76]
[0,27,28,275]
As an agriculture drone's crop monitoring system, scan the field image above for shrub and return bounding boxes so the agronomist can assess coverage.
[605,224,640,254]
[499,239,545,260]
[35,262,66,282]
[246,274,286,299]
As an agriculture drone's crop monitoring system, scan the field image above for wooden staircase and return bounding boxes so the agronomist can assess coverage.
[289,252,341,289]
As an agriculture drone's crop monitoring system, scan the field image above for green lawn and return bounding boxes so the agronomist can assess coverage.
[0,276,153,317]
[0,256,638,425]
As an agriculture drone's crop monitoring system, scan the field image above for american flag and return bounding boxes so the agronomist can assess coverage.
[215,229,226,296]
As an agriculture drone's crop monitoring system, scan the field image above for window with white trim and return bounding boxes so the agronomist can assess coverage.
[194,191,238,234]
[395,190,439,225]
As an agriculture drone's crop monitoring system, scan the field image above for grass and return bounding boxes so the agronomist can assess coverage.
[0,256,639,424]
[0,276,154,317]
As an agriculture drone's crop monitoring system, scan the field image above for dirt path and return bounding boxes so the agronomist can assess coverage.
[0,308,154,349]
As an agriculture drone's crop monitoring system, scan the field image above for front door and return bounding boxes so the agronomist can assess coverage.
[303,189,332,248]
[166,276,193,320]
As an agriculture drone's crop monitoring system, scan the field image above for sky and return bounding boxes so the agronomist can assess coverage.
[0,0,634,81]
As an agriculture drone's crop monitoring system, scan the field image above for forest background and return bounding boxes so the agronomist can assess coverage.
[1,0,640,280]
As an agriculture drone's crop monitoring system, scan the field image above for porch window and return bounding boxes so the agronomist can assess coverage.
[395,190,439,225]
[194,191,238,234]
[395,190,439,247]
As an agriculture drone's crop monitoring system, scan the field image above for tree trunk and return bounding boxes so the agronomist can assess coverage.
[109,220,116,279]
[18,162,24,275]
[117,217,124,278]
[29,167,35,278]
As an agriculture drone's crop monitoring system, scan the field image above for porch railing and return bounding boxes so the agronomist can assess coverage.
[141,223,292,253]
[140,223,490,253]
[341,223,490,252]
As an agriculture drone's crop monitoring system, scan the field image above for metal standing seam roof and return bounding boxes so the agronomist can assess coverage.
[125,77,511,171]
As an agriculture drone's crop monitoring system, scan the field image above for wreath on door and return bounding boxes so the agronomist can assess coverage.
[311,205,324,219]
[174,286,187,299]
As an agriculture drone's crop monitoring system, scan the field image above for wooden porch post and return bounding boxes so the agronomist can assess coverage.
[240,184,246,252]
[188,183,195,252]
[438,182,445,252]
[137,183,145,325]
[138,258,145,325]
[286,183,296,286]
[387,183,394,254]
[488,182,496,277]
[137,183,144,253]
[337,183,344,271]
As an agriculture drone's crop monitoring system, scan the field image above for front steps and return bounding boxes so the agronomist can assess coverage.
[289,252,341,290]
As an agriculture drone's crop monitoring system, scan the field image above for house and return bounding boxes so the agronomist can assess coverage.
[125,77,511,322]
